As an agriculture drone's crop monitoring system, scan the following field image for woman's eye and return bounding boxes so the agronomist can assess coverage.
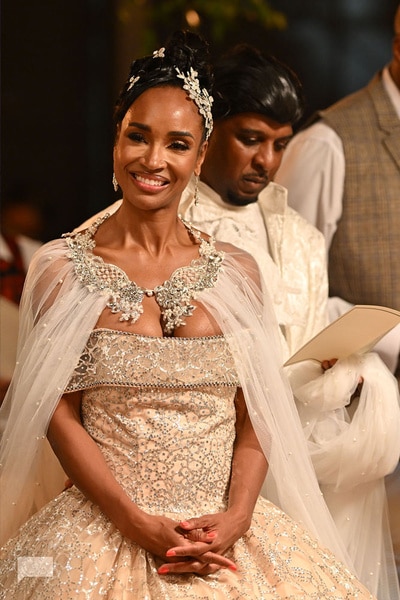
[128,132,145,142]
[169,140,190,151]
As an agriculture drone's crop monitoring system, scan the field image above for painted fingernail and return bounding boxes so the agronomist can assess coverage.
[158,566,169,574]
[166,549,176,557]
[207,532,216,538]
[180,521,190,527]
[228,564,237,571]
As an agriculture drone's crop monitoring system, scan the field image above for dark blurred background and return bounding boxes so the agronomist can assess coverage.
[1,0,398,242]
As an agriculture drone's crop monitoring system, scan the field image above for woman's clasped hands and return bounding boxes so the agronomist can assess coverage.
[156,511,243,576]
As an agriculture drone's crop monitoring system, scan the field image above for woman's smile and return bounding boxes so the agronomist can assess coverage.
[132,172,169,191]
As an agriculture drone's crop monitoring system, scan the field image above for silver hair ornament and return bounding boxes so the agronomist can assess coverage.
[153,47,165,58]
[175,67,213,140]
[124,52,214,140]
[127,75,140,92]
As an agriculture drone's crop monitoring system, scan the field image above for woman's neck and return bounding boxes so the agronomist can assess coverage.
[98,203,189,256]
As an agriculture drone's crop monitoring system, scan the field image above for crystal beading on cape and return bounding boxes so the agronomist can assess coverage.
[63,214,224,334]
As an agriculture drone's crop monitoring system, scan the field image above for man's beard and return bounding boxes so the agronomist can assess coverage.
[226,190,259,207]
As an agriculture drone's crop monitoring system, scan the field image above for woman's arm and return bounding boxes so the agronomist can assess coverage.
[48,392,133,527]
[226,387,268,528]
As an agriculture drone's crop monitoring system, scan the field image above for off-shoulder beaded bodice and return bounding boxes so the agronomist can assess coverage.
[66,329,240,516]
[66,329,240,391]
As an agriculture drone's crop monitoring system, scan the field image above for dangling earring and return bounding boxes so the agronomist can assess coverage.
[112,173,119,192]
[194,174,200,206]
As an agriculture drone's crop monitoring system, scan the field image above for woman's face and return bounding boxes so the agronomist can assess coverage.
[114,86,207,211]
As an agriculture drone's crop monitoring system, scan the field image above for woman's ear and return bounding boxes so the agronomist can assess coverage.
[195,140,208,173]
[114,124,121,146]
[112,132,120,161]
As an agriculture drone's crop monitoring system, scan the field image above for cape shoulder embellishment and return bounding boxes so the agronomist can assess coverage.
[63,215,224,334]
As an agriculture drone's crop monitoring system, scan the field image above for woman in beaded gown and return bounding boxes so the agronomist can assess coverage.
[0,31,374,599]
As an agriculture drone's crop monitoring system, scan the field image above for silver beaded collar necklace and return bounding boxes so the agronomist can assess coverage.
[63,214,224,335]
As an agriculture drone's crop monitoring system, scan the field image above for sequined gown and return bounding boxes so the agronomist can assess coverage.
[0,329,373,599]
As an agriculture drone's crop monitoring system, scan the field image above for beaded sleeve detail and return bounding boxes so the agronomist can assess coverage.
[65,329,240,391]
[63,214,224,334]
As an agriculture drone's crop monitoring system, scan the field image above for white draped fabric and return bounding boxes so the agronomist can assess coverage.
[288,355,400,599]
[0,239,108,544]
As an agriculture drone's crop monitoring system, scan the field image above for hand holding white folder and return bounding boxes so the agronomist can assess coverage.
[284,305,400,366]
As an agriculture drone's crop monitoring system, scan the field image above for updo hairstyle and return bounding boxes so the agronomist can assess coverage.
[113,30,213,141]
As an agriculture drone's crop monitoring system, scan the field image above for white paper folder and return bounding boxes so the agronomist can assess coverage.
[284,305,400,366]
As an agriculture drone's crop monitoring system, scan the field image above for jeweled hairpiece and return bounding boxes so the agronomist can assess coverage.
[175,67,213,140]
[153,47,165,58]
[127,75,140,92]
[125,49,214,140]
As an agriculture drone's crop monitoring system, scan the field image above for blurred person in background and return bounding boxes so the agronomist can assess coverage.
[0,194,43,403]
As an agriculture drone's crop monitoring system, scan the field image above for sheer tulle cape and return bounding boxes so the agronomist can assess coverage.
[1,238,351,571]
[0,239,108,544]
[198,247,353,565]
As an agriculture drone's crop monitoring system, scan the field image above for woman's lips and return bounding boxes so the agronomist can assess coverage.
[133,173,167,187]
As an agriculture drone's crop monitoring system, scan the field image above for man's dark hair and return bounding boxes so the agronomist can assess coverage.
[212,44,305,125]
